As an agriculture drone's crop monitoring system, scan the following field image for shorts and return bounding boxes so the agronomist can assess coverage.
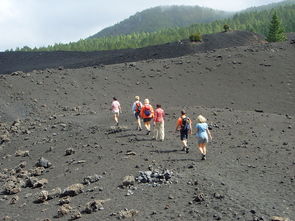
[180,129,188,141]
[112,110,119,114]
[143,118,152,123]
[198,137,208,144]
[134,112,140,119]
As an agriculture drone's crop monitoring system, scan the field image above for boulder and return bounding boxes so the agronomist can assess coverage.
[271,216,290,221]
[83,174,101,185]
[122,176,135,187]
[118,209,139,219]
[15,150,29,157]
[83,199,109,214]
[57,204,72,218]
[62,184,84,197]
[3,180,21,195]
[36,157,52,168]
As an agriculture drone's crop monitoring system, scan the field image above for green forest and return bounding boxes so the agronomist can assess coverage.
[13,4,295,52]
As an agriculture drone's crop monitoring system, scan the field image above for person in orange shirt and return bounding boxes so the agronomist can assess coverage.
[140,98,154,135]
[175,110,192,153]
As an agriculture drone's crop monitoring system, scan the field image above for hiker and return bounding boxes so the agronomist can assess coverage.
[175,110,192,153]
[140,99,154,135]
[111,97,121,126]
[153,104,165,141]
[195,115,212,160]
[131,96,143,131]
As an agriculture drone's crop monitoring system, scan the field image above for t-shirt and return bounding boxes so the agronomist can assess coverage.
[112,100,120,112]
[154,108,165,122]
[140,104,154,119]
[196,123,208,139]
[132,101,142,113]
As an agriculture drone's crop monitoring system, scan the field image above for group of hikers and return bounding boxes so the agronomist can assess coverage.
[111,96,212,160]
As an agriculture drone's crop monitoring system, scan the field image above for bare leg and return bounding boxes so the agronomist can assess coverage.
[182,139,187,147]
[198,143,204,154]
[114,113,119,125]
[137,118,142,130]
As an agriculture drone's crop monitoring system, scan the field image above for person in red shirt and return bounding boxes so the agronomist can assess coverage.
[140,98,154,135]
[153,104,165,141]
[175,110,192,153]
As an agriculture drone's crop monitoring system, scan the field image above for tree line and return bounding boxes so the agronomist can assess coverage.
[10,4,295,52]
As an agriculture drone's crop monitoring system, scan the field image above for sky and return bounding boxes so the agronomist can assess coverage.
[0,0,284,51]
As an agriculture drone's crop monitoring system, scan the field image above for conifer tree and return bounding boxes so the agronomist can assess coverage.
[266,13,286,42]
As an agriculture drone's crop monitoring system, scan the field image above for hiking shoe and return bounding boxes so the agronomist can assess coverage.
[182,146,186,151]
[201,154,206,160]
[146,131,151,135]
[116,122,119,126]
[139,128,142,131]
[186,147,189,153]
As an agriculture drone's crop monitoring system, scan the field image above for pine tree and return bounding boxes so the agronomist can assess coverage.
[266,13,286,42]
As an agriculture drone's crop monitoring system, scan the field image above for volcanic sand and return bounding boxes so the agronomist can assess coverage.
[0,31,294,220]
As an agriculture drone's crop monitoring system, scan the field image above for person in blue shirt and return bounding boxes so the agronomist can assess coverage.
[195,115,212,160]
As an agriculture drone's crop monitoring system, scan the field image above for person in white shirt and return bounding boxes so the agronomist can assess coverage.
[111,97,121,126]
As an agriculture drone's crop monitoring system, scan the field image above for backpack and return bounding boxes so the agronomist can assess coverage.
[181,117,190,130]
[144,105,151,117]
[135,102,141,113]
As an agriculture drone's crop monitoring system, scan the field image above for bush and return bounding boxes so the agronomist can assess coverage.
[189,33,202,42]
[223,24,230,32]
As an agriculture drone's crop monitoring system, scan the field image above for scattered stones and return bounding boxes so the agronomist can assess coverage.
[118,209,139,219]
[136,169,173,184]
[82,174,101,185]
[62,184,84,197]
[15,150,29,157]
[122,175,135,187]
[83,199,110,214]
[36,157,52,168]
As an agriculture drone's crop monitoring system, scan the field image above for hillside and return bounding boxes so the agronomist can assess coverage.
[90,5,232,38]
[0,31,266,75]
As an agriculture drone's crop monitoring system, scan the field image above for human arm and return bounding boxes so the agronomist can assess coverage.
[131,103,136,113]
[189,119,193,134]
[206,128,212,141]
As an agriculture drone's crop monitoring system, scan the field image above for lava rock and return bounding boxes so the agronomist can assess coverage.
[82,174,101,185]
[83,199,109,214]
[15,150,29,157]
[122,175,135,187]
[36,157,52,168]
[62,184,84,197]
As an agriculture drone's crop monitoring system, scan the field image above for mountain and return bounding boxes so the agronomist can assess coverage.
[89,5,233,38]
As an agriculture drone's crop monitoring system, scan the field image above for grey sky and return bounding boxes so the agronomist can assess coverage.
[0,0,284,51]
